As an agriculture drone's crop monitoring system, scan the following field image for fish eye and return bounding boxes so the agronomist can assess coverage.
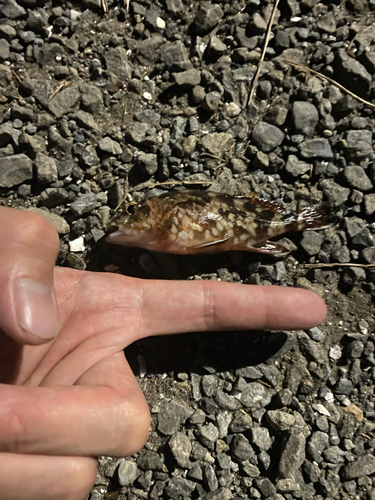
[125,203,137,215]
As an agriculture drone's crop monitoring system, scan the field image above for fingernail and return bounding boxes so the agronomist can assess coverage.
[15,278,59,339]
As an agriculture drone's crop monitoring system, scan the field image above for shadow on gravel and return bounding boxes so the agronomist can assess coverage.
[125,329,296,377]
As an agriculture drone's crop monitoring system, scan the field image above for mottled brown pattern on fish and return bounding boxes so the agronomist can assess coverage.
[107,190,335,255]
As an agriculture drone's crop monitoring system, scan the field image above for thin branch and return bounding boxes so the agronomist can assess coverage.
[284,59,375,110]
[303,262,375,269]
[102,0,108,13]
[247,0,280,107]
[49,81,69,100]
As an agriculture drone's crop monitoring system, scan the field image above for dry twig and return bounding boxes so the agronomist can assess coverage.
[284,60,375,110]
[247,0,280,107]
[49,81,69,100]
[11,70,22,85]
[102,0,108,13]
[303,262,375,269]
[124,0,130,12]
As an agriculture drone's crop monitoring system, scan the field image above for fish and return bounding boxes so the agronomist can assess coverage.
[106,190,336,256]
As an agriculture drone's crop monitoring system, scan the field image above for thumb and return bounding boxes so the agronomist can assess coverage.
[0,207,60,345]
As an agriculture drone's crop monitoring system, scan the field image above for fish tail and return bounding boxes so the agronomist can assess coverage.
[285,203,338,232]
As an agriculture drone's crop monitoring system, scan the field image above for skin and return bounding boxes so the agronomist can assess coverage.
[0,206,327,500]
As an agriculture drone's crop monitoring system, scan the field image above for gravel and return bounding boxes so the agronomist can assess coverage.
[1,0,375,499]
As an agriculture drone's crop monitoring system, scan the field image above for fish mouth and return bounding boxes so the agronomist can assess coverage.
[107,224,119,234]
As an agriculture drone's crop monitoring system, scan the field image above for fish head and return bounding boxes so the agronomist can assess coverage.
[106,200,157,248]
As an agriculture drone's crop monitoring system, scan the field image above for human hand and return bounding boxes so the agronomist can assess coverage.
[0,207,326,500]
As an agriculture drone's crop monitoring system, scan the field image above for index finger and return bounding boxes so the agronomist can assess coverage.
[138,280,326,338]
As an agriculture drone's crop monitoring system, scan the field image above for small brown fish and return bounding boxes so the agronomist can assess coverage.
[106,190,335,255]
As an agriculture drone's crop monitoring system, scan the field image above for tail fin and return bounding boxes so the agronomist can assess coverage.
[285,203,338,232]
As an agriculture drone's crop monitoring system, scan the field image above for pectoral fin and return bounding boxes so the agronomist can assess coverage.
[188,237,229,250]
[249,240,291,256]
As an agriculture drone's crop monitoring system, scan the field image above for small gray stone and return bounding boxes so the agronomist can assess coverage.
[307,431,329,462]
[276,478,300,493]
[165,477,196,498]
[254,477,276,497]
[307,327,326,342]
[342,454,375,480]
[342,266,366,285]
[323,445,345,464]
[266,410,295,432]
[292,101,319,136]
[98,137,122,156]
[317,11,336,33]
[193,3,223,35]
[279,429,306,478]
[303,461,321,483]
[203,487,232,500]
[231,434,256,462]
[137,450,164,471]
[117,460,139,486]
[0,39,10,62]
[80,84,103,113]
[251,427,272,451]
[241,382,271,409]
[70,193,98,217]
[168,432,191,468]
[335,48,372,98]
[201,374,217,397]
[300,231,324,256]
[0,122,21,148]
[208,36,227,57]
[159,40,190,69]
[40,187,70,208]
[201,132,234,158]
[203,464,218,491]
[0,154,33,187]
[251,122,285,153]
[104,46,132,80]
[196,422,219,449]
[173,69,201,87]
[344,165,373,192]
[0,64,12,87]
[229,410,253,433]
[158,400,193,435]
[364,193,375,216]
[345,129,372,159]
[319,179,350,206]
[73,110,99,131]
[125,122,149,145]
[352,228,374,247]
[299,139,333,159]
[0,0,26,19]
[35,153,58,184]
[215,389,241,411]
[285,155,310,177]
[49,85,81,118]
[202,91,221,113]
[165,0,183,13]
[137,152,158,175]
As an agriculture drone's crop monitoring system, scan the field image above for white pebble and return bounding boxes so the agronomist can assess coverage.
[329,345,342,360]
[143,92,152,101]
[69,236,85,252]
[226,102,241,117]
[156,17,165,29]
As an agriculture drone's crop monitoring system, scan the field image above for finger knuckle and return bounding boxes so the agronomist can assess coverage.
[17,212,60,252]
[52,459,96,500]
[114,390,151,456]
